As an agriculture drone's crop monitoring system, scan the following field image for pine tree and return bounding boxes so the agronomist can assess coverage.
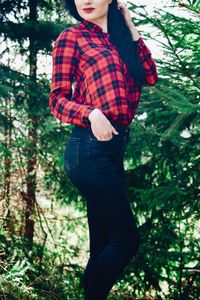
[121,1,200,299]
[0,0,67,243]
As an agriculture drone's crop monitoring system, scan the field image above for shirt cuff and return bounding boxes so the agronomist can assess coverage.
[82,106,96,126]
[133,37,143,48]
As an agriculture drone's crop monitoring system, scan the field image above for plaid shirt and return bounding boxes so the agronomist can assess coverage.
[49,19,158,127]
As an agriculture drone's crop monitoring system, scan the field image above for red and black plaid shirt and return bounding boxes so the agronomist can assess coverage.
[49,19,158,127]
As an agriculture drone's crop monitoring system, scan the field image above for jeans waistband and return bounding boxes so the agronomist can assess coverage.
[72,123,130,137]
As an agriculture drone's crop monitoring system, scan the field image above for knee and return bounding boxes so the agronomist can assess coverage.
[112,231,141,258]
[127,231,141,256]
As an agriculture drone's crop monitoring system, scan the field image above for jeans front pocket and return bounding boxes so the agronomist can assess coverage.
[64,137,80,173]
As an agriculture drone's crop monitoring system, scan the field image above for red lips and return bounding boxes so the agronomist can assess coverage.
[83,8,95,12]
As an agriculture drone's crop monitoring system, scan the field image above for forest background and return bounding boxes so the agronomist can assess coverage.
[0,0,199,299]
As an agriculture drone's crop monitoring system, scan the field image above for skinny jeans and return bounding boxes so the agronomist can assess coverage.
[64,123,141,300]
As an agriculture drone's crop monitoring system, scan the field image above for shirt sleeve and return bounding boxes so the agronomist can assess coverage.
[134,37,158,86]
[49,28,95,127]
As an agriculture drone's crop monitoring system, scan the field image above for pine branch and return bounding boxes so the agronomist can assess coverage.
[149,86,199,112]
[178,0,200,15]
[161,112,192,140]
[156,19,200,89]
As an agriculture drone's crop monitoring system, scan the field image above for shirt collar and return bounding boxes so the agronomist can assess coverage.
[79,19,110,36]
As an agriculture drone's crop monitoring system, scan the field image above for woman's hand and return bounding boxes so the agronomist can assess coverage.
[117,0,140,41]
[117,0,133,27]
[88,109,119,141]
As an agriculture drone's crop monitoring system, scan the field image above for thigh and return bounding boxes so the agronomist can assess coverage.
[85,139,137,241]
[64,128,137,242]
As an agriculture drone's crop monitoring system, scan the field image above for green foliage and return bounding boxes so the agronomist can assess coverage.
[122,1,200,298]
[0,0,199,299]
[0,229,85,300]
[0,21,66,52]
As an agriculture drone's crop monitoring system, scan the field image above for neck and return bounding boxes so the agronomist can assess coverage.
[91,17,108,33]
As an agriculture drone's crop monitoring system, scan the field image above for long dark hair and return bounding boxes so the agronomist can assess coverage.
[63,0,146,85]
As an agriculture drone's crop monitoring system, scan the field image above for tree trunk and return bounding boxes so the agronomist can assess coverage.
[2,97,12,229]
[24,0,38,244]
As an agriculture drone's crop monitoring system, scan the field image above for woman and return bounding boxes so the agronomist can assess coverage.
[49,0,158,299]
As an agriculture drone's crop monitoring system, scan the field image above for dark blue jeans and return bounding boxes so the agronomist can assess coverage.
[64,123,141,300]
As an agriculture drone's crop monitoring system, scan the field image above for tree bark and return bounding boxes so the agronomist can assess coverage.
[24,0,38,244]
[2,97,12,229]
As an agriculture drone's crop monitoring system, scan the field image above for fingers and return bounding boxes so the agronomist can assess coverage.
[112,126,119,135]
[95,134,112,141]
[99,126,119,140]
[90,117,119,141]
[117,0,125,9]
[92,127,119,141]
